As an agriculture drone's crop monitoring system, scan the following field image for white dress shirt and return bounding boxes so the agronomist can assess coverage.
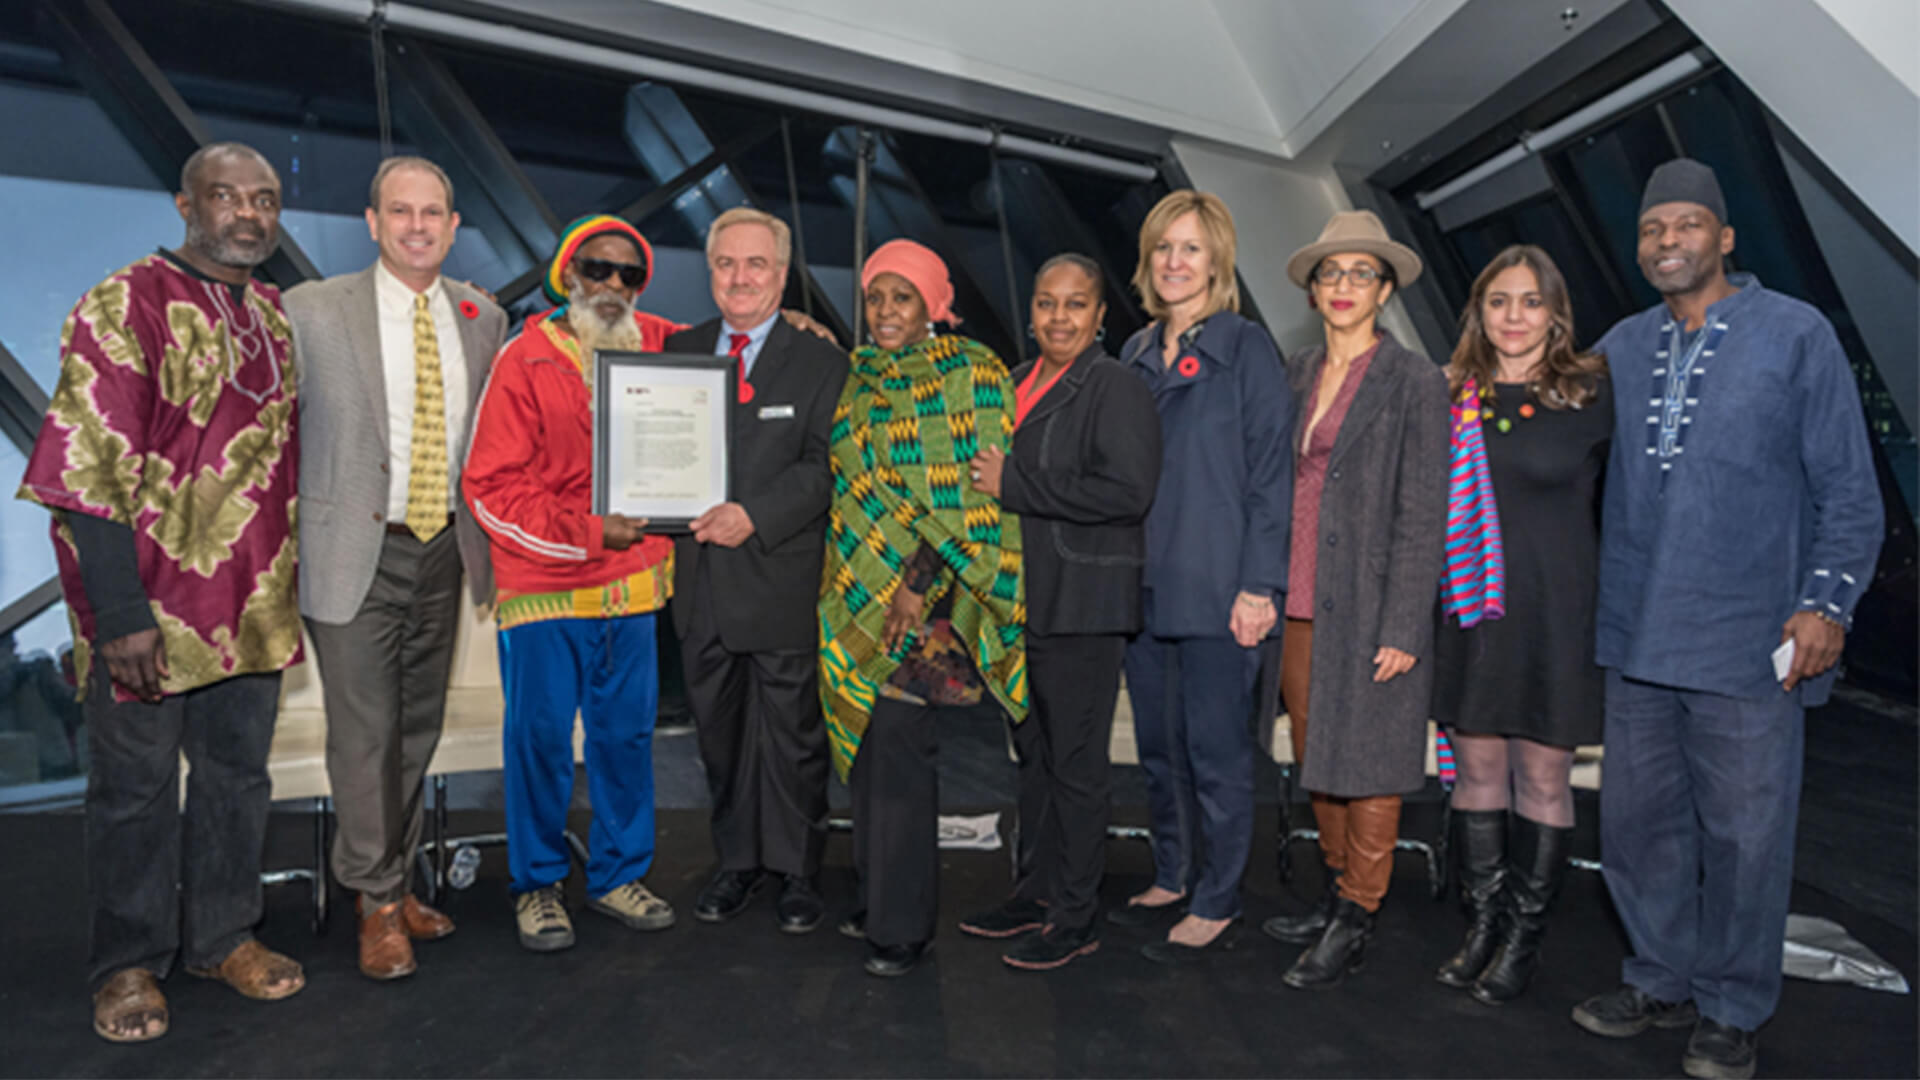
[374,260,469,521]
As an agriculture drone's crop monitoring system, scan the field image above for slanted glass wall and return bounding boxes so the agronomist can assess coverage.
[0,0,1169,798]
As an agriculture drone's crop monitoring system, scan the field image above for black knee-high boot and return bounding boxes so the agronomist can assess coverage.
[1436,809,1507,988]
[1471,815,1572,1004]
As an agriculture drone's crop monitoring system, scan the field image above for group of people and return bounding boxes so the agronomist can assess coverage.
[17,139,1882,1080]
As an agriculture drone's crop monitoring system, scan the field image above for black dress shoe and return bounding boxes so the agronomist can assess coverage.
[864,940,932,977]
[775,876,824,934]
[693,869,765,923]
[1139,919,1240,964]
[837,911,866,940]
[1004,922,1099,971]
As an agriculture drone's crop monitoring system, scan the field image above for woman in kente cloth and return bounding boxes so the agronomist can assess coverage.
[818,239,1027,978]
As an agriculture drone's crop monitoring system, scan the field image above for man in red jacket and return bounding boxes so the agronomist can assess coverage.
[463,215,685,951]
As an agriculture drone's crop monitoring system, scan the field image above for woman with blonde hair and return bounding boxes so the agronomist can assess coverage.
[1430,244,1611,1004]
[1113,190,1295,962]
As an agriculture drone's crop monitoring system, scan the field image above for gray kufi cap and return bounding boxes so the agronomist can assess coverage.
[1639,157,1727,223]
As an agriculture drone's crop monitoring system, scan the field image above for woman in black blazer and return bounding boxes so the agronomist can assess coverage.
[968,254,1162,970]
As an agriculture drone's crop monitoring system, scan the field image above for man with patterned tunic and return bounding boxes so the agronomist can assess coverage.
[16,142,306,1043]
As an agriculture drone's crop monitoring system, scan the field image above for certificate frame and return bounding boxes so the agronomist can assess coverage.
[591,349,736,532]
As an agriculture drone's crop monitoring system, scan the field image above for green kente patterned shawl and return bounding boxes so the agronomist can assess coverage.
[818,334,1028,779]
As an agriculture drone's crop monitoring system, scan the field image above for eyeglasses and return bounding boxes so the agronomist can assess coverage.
[1312,263,1383,286]
[575,257,647,288]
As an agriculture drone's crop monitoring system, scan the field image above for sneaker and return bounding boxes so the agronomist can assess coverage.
[514,885,575,952]
[1571,984,1699,1038]
[837,911,867,940]
[588,880,676,931]
[959,897,1046,939]
[1683,1018,1758,1080]
[1003,923,1100,971]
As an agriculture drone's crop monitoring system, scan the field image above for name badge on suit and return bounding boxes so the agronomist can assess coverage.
[758,404,796,420]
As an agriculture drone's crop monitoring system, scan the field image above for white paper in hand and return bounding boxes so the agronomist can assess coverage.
[1772,639,1796,683]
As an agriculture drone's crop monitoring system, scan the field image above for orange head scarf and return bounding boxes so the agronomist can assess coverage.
[860,239,959,325]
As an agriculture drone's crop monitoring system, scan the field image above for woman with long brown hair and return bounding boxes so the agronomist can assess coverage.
[1430,244,1612,1004]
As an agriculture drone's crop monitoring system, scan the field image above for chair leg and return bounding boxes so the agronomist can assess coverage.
[311,796,331,935]
[429,775,449,906]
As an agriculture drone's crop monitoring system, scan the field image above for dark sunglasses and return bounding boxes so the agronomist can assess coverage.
[575,256,647,289]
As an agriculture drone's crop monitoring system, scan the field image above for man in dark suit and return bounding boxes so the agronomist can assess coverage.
[667,208,849,933]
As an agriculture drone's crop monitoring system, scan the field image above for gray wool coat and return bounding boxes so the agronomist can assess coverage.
[1291,332,1449,798]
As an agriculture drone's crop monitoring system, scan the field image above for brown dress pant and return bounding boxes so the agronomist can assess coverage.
[1280,618,1401,912]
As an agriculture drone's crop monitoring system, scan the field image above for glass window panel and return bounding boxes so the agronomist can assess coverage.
[0,601,82,788]
[1,439,56,611]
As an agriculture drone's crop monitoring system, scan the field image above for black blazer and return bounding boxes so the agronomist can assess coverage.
[1001,346,1162,636]
[666,317,850,653]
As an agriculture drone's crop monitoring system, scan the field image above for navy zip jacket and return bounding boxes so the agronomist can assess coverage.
[1122,311,1295,639]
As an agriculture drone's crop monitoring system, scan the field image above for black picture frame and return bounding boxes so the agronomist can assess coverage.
[591,349,737,532]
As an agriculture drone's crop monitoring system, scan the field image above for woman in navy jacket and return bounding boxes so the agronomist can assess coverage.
[967,253,1162,970]
[1112,191,1295,961]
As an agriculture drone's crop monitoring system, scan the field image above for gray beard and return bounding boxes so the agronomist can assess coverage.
[566,299,644,387]
[185,218,277,269]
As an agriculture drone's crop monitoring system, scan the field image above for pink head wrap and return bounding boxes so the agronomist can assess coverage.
[860,239,959,325]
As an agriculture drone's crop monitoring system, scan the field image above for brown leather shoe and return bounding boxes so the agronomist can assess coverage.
[186,940,305,1000]
[401,895,456,940]
[357,901,417,981]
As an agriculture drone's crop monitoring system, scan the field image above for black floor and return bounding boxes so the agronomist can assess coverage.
[5,690,1914,1077]
[2,800,1914,1078]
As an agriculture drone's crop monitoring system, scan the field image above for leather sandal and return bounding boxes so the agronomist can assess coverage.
[92,968,168,1043]
[186,940,306,1001]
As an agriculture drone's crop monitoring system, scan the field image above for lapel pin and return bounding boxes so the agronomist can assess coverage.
[458,300,480,320]
[1177,355,1200,378]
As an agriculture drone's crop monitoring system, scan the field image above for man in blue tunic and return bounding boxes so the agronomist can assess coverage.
[1570,158,1883,1080]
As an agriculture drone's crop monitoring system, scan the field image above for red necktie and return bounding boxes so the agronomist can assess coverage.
[729,332,754,404]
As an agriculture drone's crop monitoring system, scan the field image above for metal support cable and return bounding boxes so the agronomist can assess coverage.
[850,127,873,344]
[987,130,1023,365]
[369,0,392,157]
[780,115,812,318]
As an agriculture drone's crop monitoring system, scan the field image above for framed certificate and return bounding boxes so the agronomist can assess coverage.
[592,350,735,531]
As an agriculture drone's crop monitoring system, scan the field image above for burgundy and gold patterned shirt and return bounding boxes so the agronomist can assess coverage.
[17,254,302,700]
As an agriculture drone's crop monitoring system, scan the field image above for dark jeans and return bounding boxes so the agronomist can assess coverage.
[1123,631,1261,921]
[1600,669,1804,1030]
[1012,633,1126,930]
[84,666,282,989]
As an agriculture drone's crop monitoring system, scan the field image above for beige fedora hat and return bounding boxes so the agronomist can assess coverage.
[1285,209,1423,289]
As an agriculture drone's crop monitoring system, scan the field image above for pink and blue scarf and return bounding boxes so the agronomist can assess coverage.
[1441,378,1506,628]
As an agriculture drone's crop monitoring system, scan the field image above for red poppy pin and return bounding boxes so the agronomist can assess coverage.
[1177,355,1201,378]
[459,300,480,320]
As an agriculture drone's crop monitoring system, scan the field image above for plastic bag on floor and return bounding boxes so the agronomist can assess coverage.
[1783,914,1910,993]
[938,813,1002,850]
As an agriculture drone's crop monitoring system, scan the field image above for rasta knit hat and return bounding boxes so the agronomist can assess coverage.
[1639,158,1727,224]
[545,214,654,306]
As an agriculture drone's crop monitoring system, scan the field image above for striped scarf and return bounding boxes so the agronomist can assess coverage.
[817,334,1028,779]
[1441,378,1505,628]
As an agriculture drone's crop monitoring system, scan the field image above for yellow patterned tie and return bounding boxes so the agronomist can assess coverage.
[405,292,449,542]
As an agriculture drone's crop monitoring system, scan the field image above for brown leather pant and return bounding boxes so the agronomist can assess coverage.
[1281,618,1402,913]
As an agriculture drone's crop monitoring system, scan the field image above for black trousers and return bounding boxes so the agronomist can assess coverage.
[306,527,463,904]
[83,665,282,989]
[850,696,961,948]
[1011,633,1126,930]
[681,570,827,877]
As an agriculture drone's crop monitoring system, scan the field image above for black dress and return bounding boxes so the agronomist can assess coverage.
[1432,377,1613,747]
